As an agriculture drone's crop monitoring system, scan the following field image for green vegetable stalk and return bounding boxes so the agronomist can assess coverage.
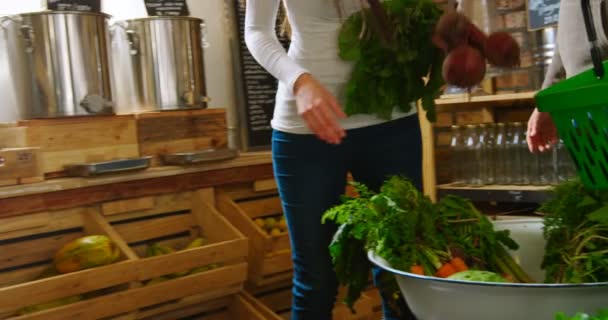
[539,180,608,283]
[338,0,445,122]
[322,176,533,313]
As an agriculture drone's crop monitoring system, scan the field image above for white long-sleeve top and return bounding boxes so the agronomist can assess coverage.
[244,0,415,134]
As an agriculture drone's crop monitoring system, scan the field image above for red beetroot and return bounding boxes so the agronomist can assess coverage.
[485,32,521,68]
[434,12,489,53]
[434,12,472,51]
[442,45,487,88]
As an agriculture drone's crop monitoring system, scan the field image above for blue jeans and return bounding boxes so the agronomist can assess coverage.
[272,115,422,320]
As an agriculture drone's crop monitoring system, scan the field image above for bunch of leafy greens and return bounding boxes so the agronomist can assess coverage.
[539,180,608,283]
[555,309,608,320]
[322,176,531,315]
[338,0,445,122]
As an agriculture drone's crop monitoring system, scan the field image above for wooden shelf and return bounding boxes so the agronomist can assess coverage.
[435,92,537,111]
[437,183,554,203]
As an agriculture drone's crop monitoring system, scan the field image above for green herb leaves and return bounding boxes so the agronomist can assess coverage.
[338,0,444,122]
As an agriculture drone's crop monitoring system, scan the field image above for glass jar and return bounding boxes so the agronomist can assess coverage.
[494,123,508,184]
[476,124,489,186]
[484,123,497,185]
[450,125,466,185]
[464,124,481,186]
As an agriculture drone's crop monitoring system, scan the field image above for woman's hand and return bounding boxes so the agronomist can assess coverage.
[527,108,558,153]
[293,73,347,144]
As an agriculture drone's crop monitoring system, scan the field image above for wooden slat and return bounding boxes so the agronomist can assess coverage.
[192,191,246,243]
[102,197,156,216]
[253,179,277,192]
[20,116,139,174]
[138,295,232,320]
[0,212,50,234]
[269,233,290,253]
[0,163,274,218]
[219,183,278,201]
[258,287,292,312]
[10,264,247,320]
[0,208,83,242]
[261,250,293,276]
[0,264,47,289]
[0,242,248,313]
[112,214,195,244]
[104,192,193,223]
[136,109,228,167]
[238,197,283,219]
[241,291,284,320]
[0,232,83,270]
[83,210,139,261]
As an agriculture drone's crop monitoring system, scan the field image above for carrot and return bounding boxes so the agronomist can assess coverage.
[450,257,469,272]
[410,265,425,275]
[435,262,458,278]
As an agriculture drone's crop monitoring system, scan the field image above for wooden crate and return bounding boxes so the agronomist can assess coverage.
[216,181,292,287]
[0,148,44,187]
[16,115,139,177]
[103,189,249,318]
[135,109,228,167]
[138,293,282,320]
[0,207,136,320]
[248,278,376,320]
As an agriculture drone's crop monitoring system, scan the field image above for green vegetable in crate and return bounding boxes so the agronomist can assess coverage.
[183,237,206,250]
[145,243,175,257]
[173,238,207,277]
[18,295,82,315]
[54,235,121,274]
[447,270,507,283]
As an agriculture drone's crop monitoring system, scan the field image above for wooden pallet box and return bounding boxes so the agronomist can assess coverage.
[100,189,249,319]
[135,109,228,167]
[0,207,136,320]
[138,292,283,320]
[216,181,292,287]
[248,278,376,320]
[16,115,139,177]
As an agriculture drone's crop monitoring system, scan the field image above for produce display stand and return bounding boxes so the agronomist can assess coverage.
[418,92,549,204]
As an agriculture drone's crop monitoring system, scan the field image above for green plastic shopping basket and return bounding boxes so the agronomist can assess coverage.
[535,0,608,189]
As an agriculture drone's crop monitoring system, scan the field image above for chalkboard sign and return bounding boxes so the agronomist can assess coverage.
[526,0,560,30]
[233,0,290,150]
[144,0,189,17]
[44,0,100,12]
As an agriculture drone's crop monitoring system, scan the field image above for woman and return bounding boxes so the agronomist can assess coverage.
[245,1,422,319]
[527,0,608,152]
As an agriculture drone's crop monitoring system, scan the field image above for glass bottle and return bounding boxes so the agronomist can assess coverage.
[484,123,497,185]
[494,123,508,184]
[503,123,515,184]
[556,139,577,182]
[464,125,480,186]
[510,122,529,185]
[539,147,556,185]
[450,125,466,185]
[476,124,488,185]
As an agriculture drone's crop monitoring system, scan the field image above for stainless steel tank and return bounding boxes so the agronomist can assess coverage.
[2,11,114,119]
[118,17,209,112]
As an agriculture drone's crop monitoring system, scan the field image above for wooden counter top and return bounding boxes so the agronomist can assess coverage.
[0,151,274,218]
